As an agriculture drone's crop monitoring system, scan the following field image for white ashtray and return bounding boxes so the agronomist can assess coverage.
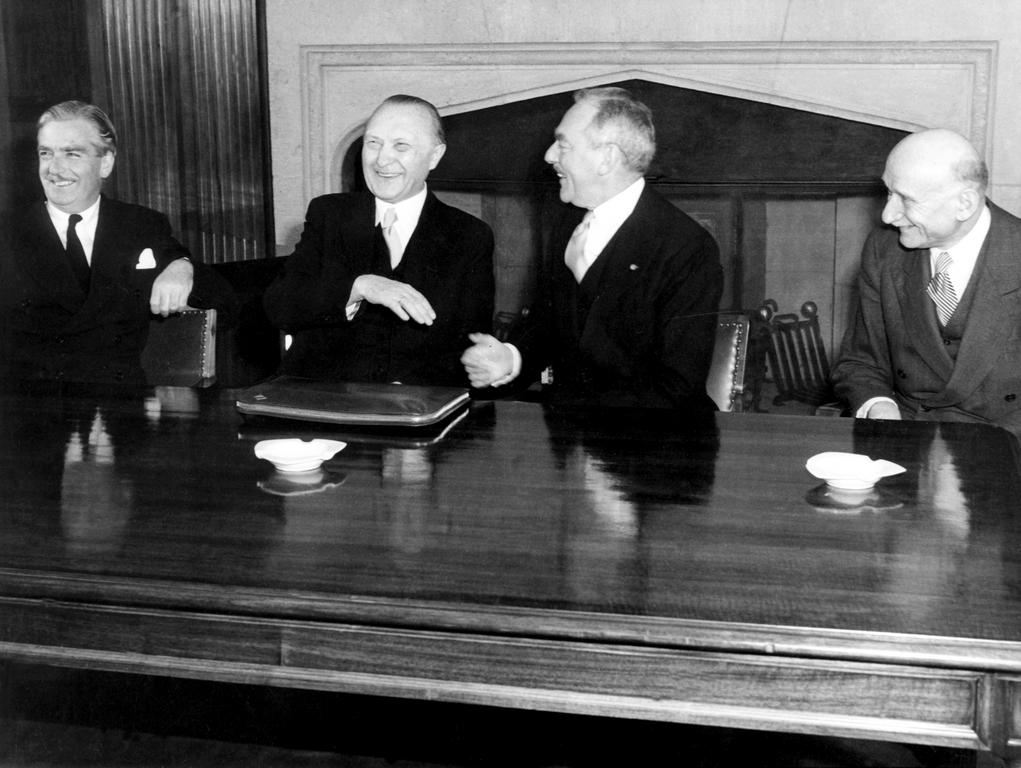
[254,438,346,473]
[805,451,906,491]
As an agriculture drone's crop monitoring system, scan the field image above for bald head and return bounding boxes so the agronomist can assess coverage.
[887,129,988,195]
[881,129,988,250]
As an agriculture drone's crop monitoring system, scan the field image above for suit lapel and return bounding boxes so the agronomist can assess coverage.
[339,194,378,274]
[943,209,1021,401]
[895,248,954,381]
[90,196,125,283]
[398,193,446,288]
[578,192,652,342]
[16,201,86,310]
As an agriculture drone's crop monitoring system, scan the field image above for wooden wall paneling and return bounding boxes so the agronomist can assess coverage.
[0,3,10,214]
[1,0,95,208]
[98,0,270,264]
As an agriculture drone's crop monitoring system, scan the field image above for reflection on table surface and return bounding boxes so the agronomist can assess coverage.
[1,387,1019,643]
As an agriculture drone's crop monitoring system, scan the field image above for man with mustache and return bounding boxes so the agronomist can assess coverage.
[0,100,234,387]
[264,94,494,386]
[833,128,1021,438]
[462,87,723,409]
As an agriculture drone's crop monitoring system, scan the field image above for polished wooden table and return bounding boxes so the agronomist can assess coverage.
[1,388,1020,765]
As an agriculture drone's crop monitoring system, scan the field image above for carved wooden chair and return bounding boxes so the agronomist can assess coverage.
[707,311,761,412]
[758,299,836,409]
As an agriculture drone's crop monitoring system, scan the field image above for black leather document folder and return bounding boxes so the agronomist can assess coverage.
[141,309,217,387]
[235,376,471,426]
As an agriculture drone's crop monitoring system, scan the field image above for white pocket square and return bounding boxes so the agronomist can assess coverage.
[135,248,156,270]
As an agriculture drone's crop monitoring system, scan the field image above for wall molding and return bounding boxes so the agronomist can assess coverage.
[299,40,996,201]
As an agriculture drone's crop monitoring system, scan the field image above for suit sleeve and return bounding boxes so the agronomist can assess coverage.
[491,214,569,393]
[433,216,495,384]
[146,211,238,324]
[831,231,897,410]
[263,197,359,330]
[453,218,495,337]
[654,229,724,405]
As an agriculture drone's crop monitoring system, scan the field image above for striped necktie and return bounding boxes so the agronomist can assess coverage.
[926,250,958,325]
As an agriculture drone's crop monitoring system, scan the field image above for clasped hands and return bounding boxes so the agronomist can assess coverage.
[460,332,513,388]
[351,274,436,325]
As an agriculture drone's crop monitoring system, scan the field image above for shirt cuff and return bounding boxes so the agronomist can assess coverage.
[489,342,521,388]
[856,396,897,419]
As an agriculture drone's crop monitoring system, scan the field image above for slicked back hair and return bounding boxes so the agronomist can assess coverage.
[371,94,446,146]
[38,100,118,156]
[573,87,656,174]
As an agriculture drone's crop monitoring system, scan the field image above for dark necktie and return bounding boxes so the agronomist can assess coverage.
[926,250,958,325]
[66,213,91,293]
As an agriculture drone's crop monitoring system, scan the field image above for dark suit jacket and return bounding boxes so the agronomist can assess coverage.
[264,191,494,387]
[0,196,234,386]
[833,202,1021,437]
[509,185,723,410]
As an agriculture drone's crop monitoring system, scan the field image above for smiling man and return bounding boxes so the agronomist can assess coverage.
[0,100,234,387]
[264,94,494,385]
[833,128,1021,437]
[461,87,723,409]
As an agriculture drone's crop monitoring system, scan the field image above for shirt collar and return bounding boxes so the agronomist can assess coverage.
[590,177,645,228]
[46,196,101,231]
[930,204,991,276]
[578,177,645,261]
[375,186,428,243]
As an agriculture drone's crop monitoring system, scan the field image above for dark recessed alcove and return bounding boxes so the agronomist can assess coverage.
[344,79,906,193]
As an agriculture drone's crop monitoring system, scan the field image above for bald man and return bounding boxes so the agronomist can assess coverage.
[832,128,1021,438]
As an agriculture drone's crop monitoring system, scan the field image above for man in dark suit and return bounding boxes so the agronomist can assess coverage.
[461,87,722,409]
[0,100,234,388]
[832,128,1021,438]
[263,94,494,387]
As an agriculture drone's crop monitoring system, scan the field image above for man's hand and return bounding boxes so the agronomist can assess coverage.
[867,401,902,420]
[150,258,194,316]
[351,275,435,325]
[461,332,514,388]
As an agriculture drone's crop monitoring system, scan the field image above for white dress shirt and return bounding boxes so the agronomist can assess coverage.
[926,203,989,295]
[570,177,645,282]
[373,185,428,249]
[47,197,101,265]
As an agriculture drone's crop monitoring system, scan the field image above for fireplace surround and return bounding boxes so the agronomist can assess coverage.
[273,40,996,352]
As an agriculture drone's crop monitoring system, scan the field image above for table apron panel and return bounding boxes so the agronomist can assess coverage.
[0,597,1000,752]
[1006,676,1021,751]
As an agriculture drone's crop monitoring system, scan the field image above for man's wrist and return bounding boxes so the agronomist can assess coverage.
[489,343,521,387]
[349,275,367,305]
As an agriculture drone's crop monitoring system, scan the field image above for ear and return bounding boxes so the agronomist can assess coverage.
[428,142,447,171]
[596,143,620,176]
[956,186,982,221]
[100,151,116,180]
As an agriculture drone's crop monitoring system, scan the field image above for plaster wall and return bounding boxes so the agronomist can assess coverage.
[267,0,1021,247]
